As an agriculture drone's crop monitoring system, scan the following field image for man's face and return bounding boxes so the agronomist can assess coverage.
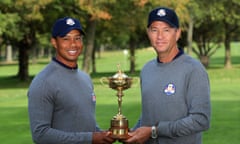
[51,29,83,67]
[147,21,181,56]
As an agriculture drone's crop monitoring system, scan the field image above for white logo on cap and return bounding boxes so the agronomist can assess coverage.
[66,18,75,26]
[157,9,166,17]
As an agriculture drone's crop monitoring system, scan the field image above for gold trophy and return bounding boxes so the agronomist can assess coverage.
[100,65,132,140]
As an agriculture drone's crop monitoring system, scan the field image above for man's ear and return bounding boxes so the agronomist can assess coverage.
[51,38,57,49]
[176,28,181,41]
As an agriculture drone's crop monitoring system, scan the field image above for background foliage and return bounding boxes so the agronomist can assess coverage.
[0,0,239,80]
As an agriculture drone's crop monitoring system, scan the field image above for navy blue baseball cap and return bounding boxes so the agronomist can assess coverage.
[147,7,179,28]
[51,17,85,38]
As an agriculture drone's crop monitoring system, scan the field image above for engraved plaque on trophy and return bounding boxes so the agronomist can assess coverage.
[100,65,133,140]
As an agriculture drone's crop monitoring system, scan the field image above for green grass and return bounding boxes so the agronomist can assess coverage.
[0,44,240,144]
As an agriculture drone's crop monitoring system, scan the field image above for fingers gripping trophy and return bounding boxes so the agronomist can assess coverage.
[100,64,133,140]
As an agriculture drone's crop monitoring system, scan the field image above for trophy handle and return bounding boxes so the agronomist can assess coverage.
[100,77,109,87]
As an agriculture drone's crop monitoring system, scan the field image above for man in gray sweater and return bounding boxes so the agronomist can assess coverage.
[28,17,115,144]
[124,7,211,144]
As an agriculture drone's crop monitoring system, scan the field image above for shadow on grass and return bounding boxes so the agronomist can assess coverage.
[209,56,240,69]
[0,76,33,89]
[0,63,18,66]
[210,56,239,64]
[90,70,141,78]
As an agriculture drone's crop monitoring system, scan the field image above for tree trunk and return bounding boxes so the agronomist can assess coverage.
[17,28,35,81]
[17,39,30,81]
[224,40,231,69]
[92,45,96,73]
[6,43,13,63]
[224,25,232,69]
[200,55,209,68]
[82,17,96,73]
[187,15,194,55]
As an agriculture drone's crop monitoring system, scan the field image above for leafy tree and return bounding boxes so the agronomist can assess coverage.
[2,0,238,80]
[0,0,53,81]
[187,0,240,68]
[76,0,114,73]
[213,0,240,68]
[0,12,20,61]
[185,0,222,68]
[107,0,148,73]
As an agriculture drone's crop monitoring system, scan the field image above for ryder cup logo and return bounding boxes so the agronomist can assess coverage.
[157,9,166,17]
[92,92,96,102]
[164,83,176,96]
[66,18,75,26]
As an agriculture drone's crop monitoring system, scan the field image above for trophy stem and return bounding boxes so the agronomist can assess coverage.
[117,88,123,115]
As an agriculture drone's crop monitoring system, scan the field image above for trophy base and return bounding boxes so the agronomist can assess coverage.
[109,114,129,140]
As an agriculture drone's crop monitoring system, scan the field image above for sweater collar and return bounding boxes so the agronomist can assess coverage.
[157,48,184,63]
[52,57,78,70]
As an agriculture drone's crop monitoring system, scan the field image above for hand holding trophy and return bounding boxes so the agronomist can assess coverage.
[100,64,134,140]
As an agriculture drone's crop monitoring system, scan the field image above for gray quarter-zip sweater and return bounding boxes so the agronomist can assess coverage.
[28,58,98,144]
[138,53,211,144]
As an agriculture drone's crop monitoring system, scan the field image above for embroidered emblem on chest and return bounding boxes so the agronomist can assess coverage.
[164,83,176,96]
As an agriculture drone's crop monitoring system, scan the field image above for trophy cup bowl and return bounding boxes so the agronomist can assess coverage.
[100,69,132,140]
